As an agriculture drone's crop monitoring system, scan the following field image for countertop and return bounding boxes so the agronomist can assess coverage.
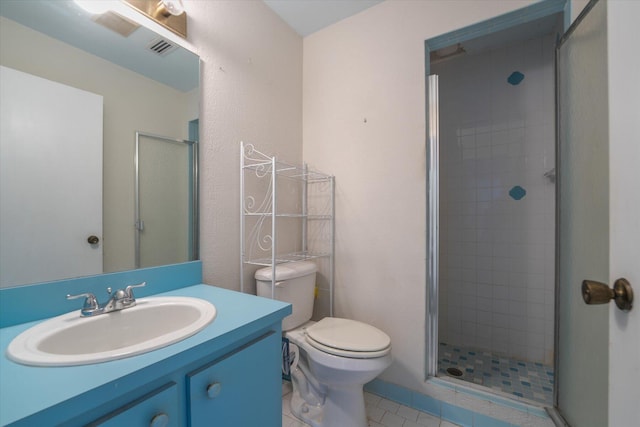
[0,284,290,426]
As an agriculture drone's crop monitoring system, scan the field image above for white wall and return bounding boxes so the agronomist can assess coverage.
[184,1,303,290]
[302,0,547,394]
[435,33,557,365]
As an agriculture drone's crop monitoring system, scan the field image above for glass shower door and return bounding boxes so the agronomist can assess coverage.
[135,132,198,269]
[556,0,608,425]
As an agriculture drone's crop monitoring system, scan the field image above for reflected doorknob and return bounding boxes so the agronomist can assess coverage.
[582,278,633,311]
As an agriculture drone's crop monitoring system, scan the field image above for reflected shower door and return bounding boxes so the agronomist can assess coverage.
[135,132,197,269]
[556,0,608,425]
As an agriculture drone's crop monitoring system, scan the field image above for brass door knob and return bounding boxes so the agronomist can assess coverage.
[87,235,99,245]
[582,278,633,311]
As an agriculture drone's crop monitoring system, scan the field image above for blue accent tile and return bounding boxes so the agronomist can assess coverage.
[507,71,525,85]
[411,392,441,417]
[509,185,527,200]
[468,351,476,355]
[442,402,473,427]
[543,386,552,392]
[513,392,524,397]
[437,341,554,406]
[474,412,517,427]
[364,379,412,407]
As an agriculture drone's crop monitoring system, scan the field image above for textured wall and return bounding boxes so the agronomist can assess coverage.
[183,0,590,398]
[302,0,548,394]
[185,1,303,291]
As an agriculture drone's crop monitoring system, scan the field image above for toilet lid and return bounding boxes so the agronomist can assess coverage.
[305,318,391,358]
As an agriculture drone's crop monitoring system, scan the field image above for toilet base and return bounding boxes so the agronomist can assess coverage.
[290,369,368,427]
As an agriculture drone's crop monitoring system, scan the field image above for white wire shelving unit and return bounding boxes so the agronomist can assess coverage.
[240,142,335,316]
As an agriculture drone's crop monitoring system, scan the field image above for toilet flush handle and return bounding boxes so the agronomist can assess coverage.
[274,281,286,288]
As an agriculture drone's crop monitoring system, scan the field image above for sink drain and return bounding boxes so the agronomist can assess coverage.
[446,367,463,377]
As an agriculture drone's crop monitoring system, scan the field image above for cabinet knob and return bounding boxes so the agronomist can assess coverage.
[149,412,169,427]
[207,382,222,399]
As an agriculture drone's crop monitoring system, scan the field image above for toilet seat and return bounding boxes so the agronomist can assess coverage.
[305,318,391,359]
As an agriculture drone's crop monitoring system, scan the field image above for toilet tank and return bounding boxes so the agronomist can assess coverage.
[255,261,317,331]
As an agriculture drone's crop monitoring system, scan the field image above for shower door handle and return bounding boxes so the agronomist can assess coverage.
[582,278,633,311]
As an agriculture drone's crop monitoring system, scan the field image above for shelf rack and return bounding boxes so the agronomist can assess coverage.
[240,142,334,316]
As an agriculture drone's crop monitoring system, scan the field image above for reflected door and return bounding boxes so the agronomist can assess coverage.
[135,133,197,269]
[0,66,102,287]
[556,0,608,425]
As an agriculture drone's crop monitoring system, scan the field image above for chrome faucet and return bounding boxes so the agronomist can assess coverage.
[67,282,146,317]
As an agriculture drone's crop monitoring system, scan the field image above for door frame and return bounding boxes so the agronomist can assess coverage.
[134,131,198,268]
[424,0,570,397]
[551,1,601,422]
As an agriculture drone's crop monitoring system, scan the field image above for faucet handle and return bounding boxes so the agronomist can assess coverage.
[124,282,146,299]
[66,292,99,312]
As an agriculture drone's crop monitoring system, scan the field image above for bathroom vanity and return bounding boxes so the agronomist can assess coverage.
[0,263,291,427]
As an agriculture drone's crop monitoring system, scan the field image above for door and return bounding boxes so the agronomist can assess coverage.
[0,66,102,287]
[135,132,196,269]
[556,0,640,425]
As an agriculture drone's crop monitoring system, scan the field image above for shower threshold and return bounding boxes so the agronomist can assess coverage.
[437,342,554,406]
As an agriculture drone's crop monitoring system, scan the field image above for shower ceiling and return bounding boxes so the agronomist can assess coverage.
[431,13,563,62]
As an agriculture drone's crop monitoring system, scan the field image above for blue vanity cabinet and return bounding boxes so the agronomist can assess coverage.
[87,382,179,427]
[187,331,281,426]
[0,283,291,427]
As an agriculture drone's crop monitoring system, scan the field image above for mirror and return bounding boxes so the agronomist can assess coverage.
[0,1,199,288]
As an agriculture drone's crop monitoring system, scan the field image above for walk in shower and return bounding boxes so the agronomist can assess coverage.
[428,13,563,406]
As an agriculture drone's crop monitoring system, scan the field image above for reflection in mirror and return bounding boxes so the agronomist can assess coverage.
[136,131,198,269]
[0,1,200,288]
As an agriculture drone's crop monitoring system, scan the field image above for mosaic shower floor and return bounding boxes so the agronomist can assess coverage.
[438,342,554,406]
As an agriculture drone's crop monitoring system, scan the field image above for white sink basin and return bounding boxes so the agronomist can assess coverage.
[7,296,216,366]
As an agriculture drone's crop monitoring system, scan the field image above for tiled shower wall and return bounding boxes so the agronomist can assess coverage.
[435,34,556,365]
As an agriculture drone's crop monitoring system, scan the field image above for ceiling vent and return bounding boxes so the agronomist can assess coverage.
[147,38,178,56]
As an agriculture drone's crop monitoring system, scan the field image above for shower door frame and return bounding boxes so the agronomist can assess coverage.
[134,131,199,269]
[424,0,570,396]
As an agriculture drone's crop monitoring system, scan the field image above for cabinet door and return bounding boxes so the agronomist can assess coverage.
[87,382,178,427]
[187,331,281,427]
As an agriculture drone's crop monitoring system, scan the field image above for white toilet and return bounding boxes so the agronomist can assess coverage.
[255,261,392,427]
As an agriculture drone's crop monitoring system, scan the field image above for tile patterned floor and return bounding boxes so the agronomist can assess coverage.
[437,342,554,406]
[282,387,461,427]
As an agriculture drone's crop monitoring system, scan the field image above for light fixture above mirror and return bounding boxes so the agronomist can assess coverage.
[124,0,187,38]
